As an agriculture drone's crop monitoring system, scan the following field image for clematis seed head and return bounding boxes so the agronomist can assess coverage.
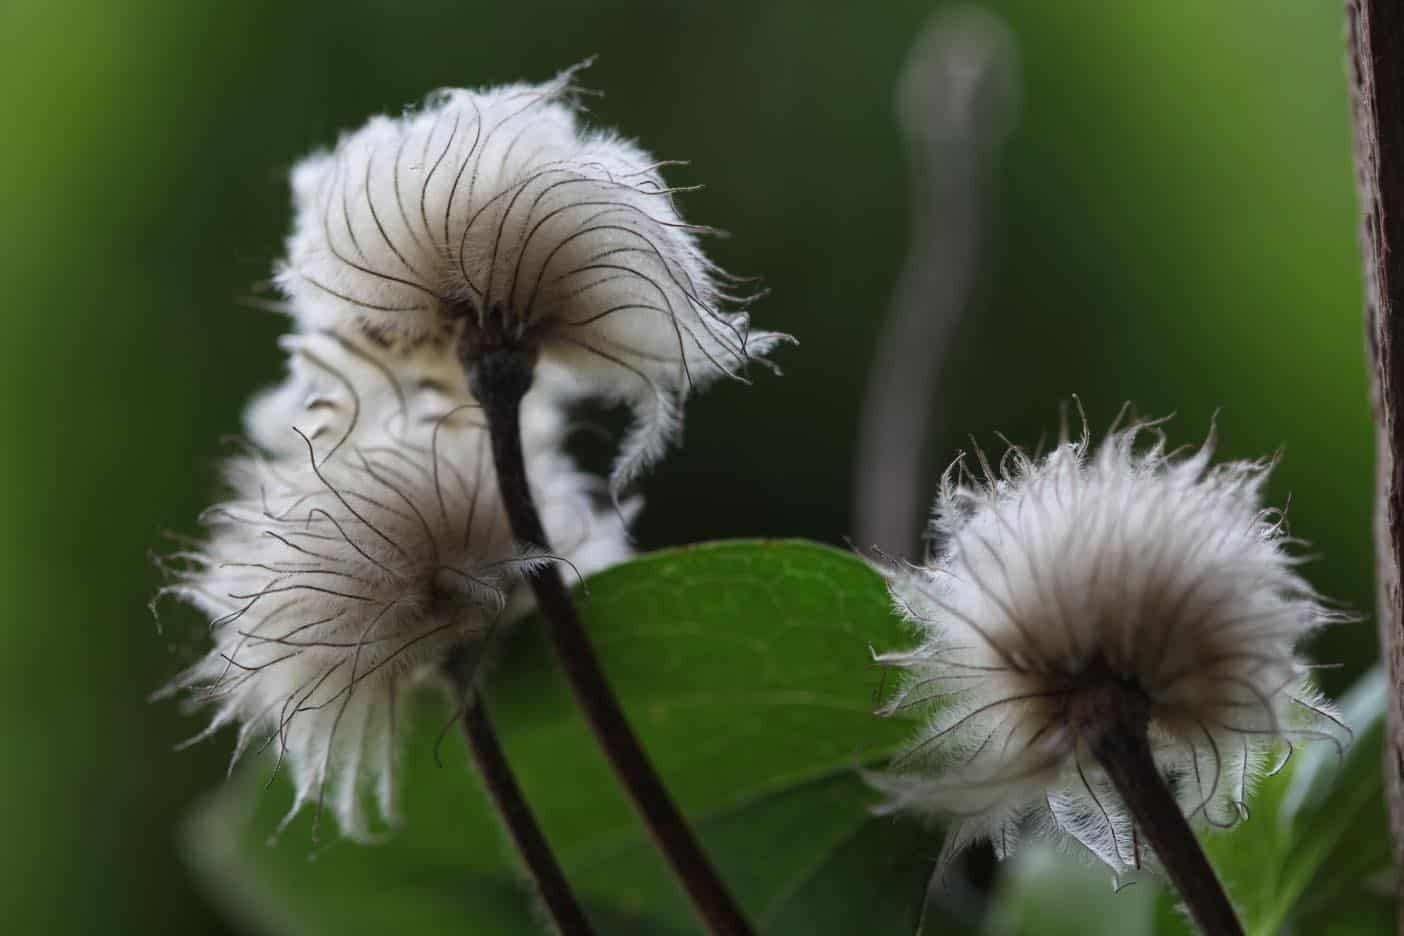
[276,63,789,492]
[160,333,632,838]
[869,414,1347,877]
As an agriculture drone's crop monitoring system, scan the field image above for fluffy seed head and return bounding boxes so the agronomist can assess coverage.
[870,417,1346,875]
[161,333,632,838]
[276,63,788,491]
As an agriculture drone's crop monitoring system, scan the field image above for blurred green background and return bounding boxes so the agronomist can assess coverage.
[0,0,1370,933]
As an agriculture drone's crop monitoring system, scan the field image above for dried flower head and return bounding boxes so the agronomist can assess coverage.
[161,335,632,838]
[276,63,787,491]
[870,417,1346,876]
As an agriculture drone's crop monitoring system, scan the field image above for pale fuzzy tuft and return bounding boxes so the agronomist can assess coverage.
[275,64,788,492]
[163,336,632,839]
[243,329,568,464]
[869,418,1347,876]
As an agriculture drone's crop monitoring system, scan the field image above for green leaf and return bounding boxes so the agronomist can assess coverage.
[984,668,1396,936]
[1230,667,1394,935]
[1162,667,1395,936]
[183,539,941,934]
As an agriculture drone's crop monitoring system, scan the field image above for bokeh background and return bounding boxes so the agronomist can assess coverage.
[0,0,1370,933]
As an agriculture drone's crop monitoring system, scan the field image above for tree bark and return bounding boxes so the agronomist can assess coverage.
[1347,1,1404,920]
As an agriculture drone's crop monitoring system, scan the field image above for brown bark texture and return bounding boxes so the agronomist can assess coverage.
[1348,0,1404,919]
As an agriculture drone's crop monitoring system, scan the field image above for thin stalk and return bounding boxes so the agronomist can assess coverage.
[853,6,1018,557]
[1087,689,1242,936]
[472,347,753,936]
[457,689,595,935]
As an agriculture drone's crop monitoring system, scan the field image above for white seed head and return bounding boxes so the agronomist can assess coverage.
[276,63,788,491]
[870,418,1346,875]
[163,335,632,839]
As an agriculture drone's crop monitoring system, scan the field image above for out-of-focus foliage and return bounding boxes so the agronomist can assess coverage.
[188,541,933,935]
[0,0,1370,934]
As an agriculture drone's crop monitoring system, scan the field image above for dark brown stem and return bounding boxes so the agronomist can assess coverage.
[1086,689,1242,936]
[1347,1,1404,907]
[471,348,753,936]
[459,693,595,935]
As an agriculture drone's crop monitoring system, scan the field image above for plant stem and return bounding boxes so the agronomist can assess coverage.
[1346,0,1404,892]
[1088,690,1242,936]
[457,690,595,935]
[852,6,1017,557]
[472,347,753,936]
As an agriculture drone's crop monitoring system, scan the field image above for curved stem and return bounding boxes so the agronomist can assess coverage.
[458,691,595,935]
[473,348,753,936]
[852,6,1019,557]
[1090,695,1243,936]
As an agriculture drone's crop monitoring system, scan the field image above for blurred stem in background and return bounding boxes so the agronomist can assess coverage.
[852,5,1020,559]
[1348,0,1404,901]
